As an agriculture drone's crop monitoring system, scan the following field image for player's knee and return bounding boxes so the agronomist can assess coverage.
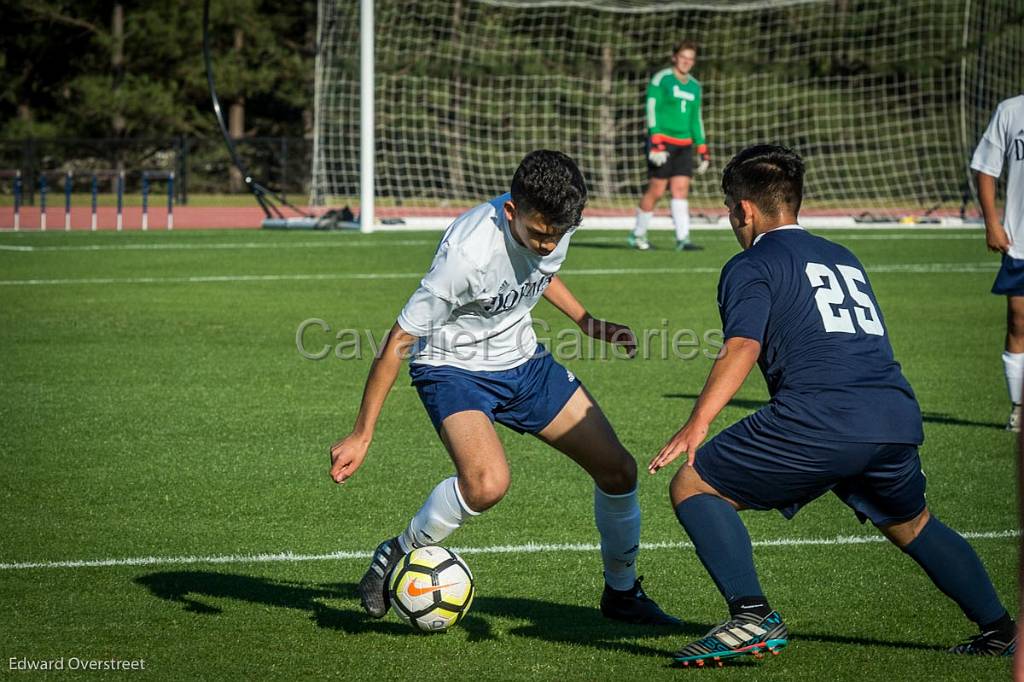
[668,465,703,507]
[458,469,510,512]
[878,507,931,549]
[594,452,637,495]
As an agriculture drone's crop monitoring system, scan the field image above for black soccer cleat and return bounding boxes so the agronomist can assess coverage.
[358,537,405,618]
[600,576,681,626]
[675,240,704,251]
[948,628,1017,656]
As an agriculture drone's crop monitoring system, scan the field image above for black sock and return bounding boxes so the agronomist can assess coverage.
[728,595,773,619]
[980,611,1015,636]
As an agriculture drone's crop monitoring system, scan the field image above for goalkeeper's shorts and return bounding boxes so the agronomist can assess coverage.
[992,253,1024,296]
[647,143,693,179]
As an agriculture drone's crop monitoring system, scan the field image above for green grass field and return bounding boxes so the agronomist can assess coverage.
[0,227,1016,680]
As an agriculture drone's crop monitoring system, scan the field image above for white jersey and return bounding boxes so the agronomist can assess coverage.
[397,193,571,371]
[971,94,1024,259]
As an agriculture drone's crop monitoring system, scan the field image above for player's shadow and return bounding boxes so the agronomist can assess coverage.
[662,393,764,410]
[134,571,948,656]
[568,240,634,250]
[134,571,687,659]
[663,394,1005,430]
[919,411,1005,430]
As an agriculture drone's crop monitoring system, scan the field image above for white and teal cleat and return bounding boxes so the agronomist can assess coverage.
[673,610,788,667]
[628,234,652,251]
[1006,403,1021,432]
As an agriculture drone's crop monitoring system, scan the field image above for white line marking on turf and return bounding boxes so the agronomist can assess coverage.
[0,262,998,287]
[0,530,1015,571]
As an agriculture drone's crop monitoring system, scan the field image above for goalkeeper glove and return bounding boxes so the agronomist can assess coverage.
[648,147,669,167]
[696,151,710,175]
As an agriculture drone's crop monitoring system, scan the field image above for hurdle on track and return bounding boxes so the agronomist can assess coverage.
[5,170,23,231]
[40,174,47,231]
[84,170,126,232]
[64,169,72,231]
[4,168,174,232]
[140,170,175,231]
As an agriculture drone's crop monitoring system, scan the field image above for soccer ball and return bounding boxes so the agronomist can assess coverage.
[388,546,475,632]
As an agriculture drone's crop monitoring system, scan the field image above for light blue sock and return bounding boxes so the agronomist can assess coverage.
[595,486,640,591]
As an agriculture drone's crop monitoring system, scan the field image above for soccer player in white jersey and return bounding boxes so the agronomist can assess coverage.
[329,150,678,626]
[971,94,1024,431]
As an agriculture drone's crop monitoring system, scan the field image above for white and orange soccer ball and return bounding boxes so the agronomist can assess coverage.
[388,546,475,632]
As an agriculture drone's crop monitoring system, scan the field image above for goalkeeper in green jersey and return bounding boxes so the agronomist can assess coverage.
[629,39,709,252]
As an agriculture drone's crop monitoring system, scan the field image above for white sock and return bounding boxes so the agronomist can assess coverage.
[671,199,690,242]
[398,477,479,553]
[1002,351,1024,405]
[633,210,652,239]
[594,486,640,591]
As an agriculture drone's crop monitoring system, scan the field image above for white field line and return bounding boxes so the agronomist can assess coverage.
[0,262,998,287]
[0,529,1015,572]
[0,233,987,253]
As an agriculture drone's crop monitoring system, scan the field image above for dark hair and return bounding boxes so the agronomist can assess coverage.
[673,39,698,56]
[721,144,805,217]
[510,150,588,231]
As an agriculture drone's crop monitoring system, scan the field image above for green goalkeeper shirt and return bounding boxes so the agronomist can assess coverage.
[646,68,707,154]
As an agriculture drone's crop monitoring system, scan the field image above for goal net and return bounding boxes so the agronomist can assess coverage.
[311,0,1023,221]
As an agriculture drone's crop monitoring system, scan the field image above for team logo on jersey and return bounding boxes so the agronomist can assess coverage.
[673,86,695,101]
[566,369,575,383]
[483,274,555,314]
[1014,138,1024,161]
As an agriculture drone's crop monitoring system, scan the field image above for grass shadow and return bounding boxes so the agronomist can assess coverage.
[134,571,948,656]
[569,241,632,250]
[663,394,1005,430]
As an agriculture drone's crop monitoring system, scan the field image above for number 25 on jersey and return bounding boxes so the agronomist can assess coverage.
[805,262,885,336]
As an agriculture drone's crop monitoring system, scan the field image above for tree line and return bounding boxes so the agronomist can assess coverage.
[1,1,315,142]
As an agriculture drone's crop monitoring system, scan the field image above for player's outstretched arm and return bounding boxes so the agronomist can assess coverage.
[648,336,760,473]
[329,322,418,484]
[542,276,637,357]
[976,172,1010,253]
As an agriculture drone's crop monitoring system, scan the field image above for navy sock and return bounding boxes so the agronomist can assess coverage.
[902,515,1007,628]
[675,494,763,603]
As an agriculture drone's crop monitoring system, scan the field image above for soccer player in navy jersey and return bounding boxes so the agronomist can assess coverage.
[647,144,1016,665]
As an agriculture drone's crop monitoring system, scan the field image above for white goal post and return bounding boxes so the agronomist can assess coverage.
[312,0,1023,230]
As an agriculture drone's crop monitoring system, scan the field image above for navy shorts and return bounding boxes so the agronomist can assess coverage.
[992,253,1024,296]
[694,414,927,526]
[409,347,582,435]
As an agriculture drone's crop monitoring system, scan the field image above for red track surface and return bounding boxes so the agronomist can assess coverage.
[0,206,264,230]
[0,204,967,231]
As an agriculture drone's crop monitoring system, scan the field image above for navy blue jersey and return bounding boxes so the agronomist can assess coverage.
[718,226,923,444]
